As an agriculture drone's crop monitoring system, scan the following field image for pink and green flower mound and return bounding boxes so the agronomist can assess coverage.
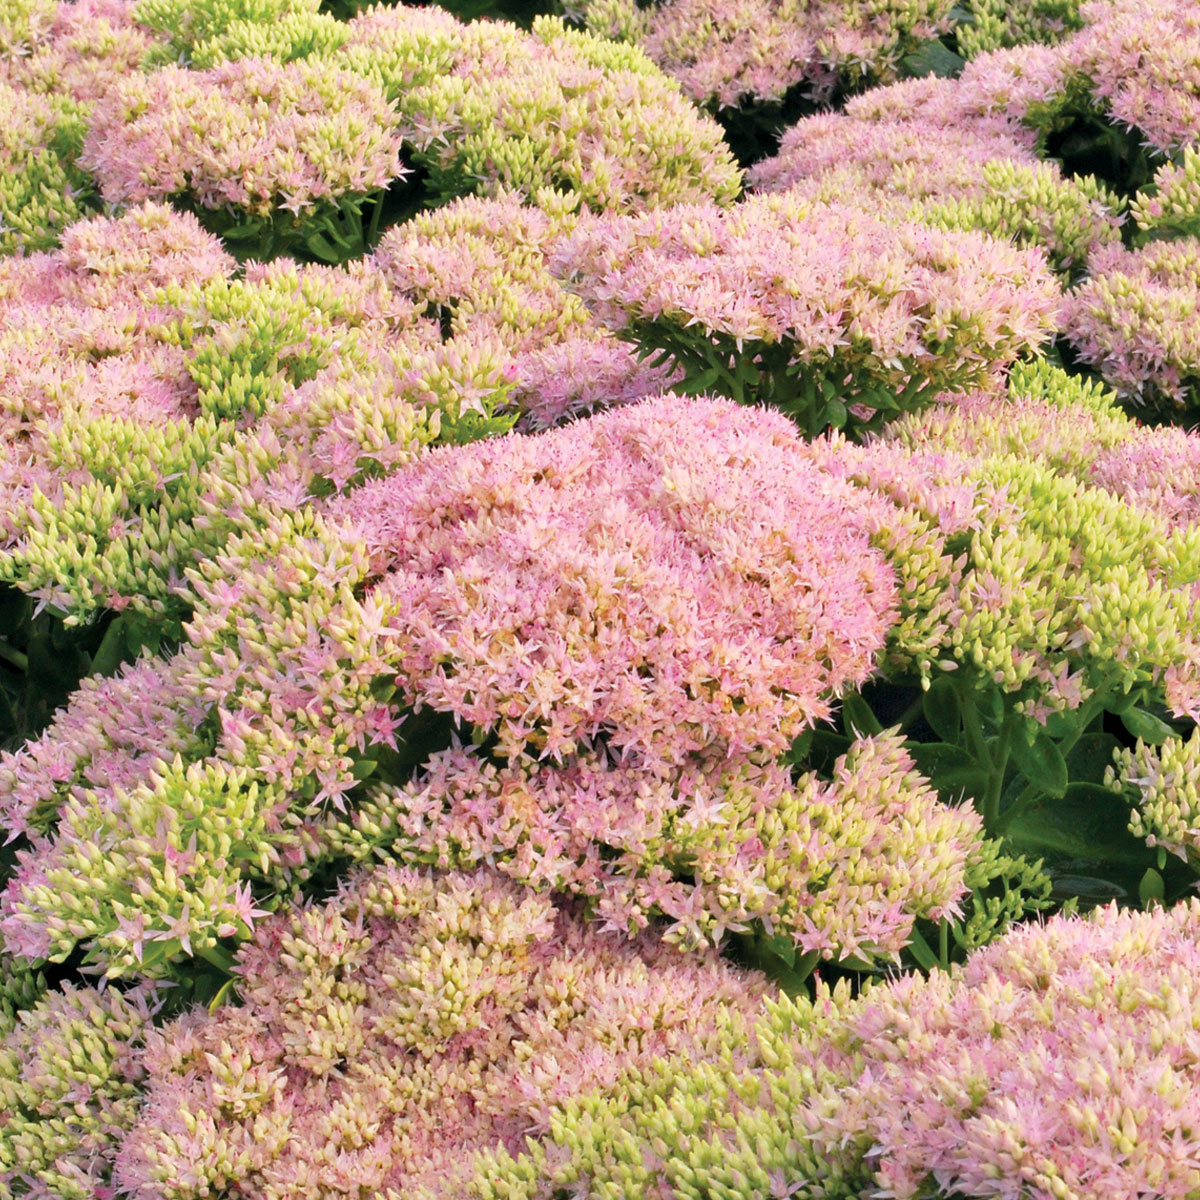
[338,393,897,765]
[0,396,910,978]
[483,900,1200,1200]
[1065,239,1200,414]
[751,112,1123,276]
[114,865,765,1200]
[572,0,954,109]
[80,56,406,260]
[552,195,1061,434]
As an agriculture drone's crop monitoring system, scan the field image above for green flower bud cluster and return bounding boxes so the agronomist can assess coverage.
[335,7,742,213]
[0,982,151,1199]
[5,758,278,977]
[0,84,93,256]
[1131,145,1200,241]
[132,0,320,61]
[190,7,349,66]
[1108,728,1200,871]
[954,0,1084,58]
[917,158,1122,277]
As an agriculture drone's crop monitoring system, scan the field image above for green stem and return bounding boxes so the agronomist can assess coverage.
[939,918,949,971]
[366,189,384,247]
[958,680,992,768]
[197,941,236,975]
[0,640,28,672]
[88,615,127,678]
[981,718,1014,833]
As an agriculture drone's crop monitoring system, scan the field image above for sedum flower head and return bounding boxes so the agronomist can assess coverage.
[370,192,592,354]
[510,335,678,431]
[0,0,56,59]
[955,0,1084,58]
[369,192,677,428]
[1064,0,1200,157]
[0,227,464,629]
[1131,145,1200,241]
[1,757,285,975]
[389,730,983,959]
[190,7,348,66]
[132,0,319,59]
[1064,238,1200,413]
[0,397,900,975]
[80,56,406,233]
[0,981,152,1200]
[490,900,1200,1200]
[1108,728,1200,869]
[114,865,765,1200]
[338,393,897,766]
[552,195,1061,434]
[0,0,164,107]
[846,368,1200,718]
[335,7,741,212]
[572,0,954,109]
[750,112,1122,275]
[0,83,94,256]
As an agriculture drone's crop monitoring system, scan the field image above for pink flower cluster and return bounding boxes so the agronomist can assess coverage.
[339,394,896,766]
[0,204,508,625]
[749,110,1123,274]
[573,0,954,108]
[369,192,676,428]
[0,980,153,1200]
[552,195,1061,415]
[114,865,765,1200]
[856,368,1200,720]
[0,0,162,106]
[80,56,406,220]
[336,6,742,211]
[0,396,947,976]
[835,0,1200,160]
[491,900,1200,1200]
[390,730,982,956]
[1064,239,1200,410]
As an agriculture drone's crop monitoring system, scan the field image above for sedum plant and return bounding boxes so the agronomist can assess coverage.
[551,194,1062,436]
[0,979,153,1200]
[477,900,1200,1200]
[0,84,95,256]
[953,0,1084,58]
[839,362,1200,910]
[1064,239,1200,415]
[333,7,742,213]
[0,0,165,105]
[113,865,766,1200]
[1131,146,1200,241]
[750,112,1124,277]
[568,0,955,111]
[369,192,677,427]
[132,0,320,60]
[0,397,960,983]
[80,57,407,263]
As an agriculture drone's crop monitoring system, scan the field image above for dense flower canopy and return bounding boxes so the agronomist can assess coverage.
[2,0,1200,1197]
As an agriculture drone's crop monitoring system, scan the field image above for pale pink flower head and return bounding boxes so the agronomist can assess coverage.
[585,0,954,110]
[81,56,406,221]
[336,393,898,766]
[114,864,765,1200]
[486,900,1200,1200]
[1064,238,1200,411]
[337,6,741,211]
[0,0,163,105]
[552,196,1062,431]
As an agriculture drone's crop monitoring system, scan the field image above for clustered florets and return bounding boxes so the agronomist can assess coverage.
[2,0,1200,1198]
